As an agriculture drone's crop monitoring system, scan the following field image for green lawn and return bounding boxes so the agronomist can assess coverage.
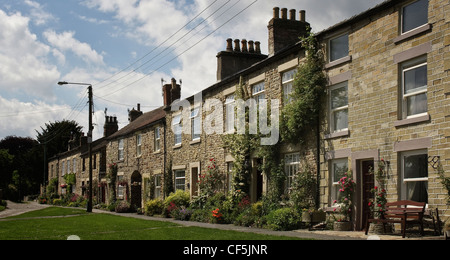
[0,207,305,240]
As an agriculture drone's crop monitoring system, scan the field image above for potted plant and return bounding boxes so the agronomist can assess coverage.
[332,171,355,231]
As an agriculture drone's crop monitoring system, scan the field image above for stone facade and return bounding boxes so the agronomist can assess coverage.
[47,0,448,229]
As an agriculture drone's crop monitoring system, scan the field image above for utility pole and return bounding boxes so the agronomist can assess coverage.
[58,81,94,213]
[87,85,93,213]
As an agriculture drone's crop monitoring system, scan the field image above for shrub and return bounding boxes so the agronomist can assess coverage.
[266,208,301,231]
[52,198,64,206]
[115,200,131,213]
[172,207,193,221]
[144,199,164,216]
[164,190,190,208]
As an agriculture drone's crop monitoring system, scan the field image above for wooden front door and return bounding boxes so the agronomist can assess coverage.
[361,160,374,230]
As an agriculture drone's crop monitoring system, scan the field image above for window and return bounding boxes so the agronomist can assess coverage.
[117,175,125,199]
[136,134,142,157]
[252,82,265,105]
[93,154,97,169]
[82,158,86,171]
[402,0,428,34]
[331,158,348,203]
[225,94,236,133]
[62,161,65,176]
[118,139,124,160]
[190,107,201,141]
[174,170,185,191]
[285,153,300,192]
[401,57,427,118]
[329,34,349,62]
[282,68,297,104]
[401,150,428,203]
[73,158,77,173]
[51,165,54,178]
[173,115,182,145]
[154,174,161,199]
[330,82,349,132]
[67,160,70,174]
[154,127,161,152]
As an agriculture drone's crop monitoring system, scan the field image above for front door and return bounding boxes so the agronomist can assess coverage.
[361,160,374,230]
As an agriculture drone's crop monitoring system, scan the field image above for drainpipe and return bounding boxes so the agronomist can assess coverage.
[316,108,321,210]
[163,119,167,200]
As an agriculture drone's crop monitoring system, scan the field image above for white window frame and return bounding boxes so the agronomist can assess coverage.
[67,160,70,174]
[401,0,429,35]
[252,81,265,105]
[328,33,349,63]
[118,139,124,161]
[284,153,300,193]
[330,158,348,203]
[154,127,161,152]
[173,114,182,146]
[225,94,236,133]
[401,57,427,119]
[117,175,125,200]
[190,107,201,141]
[282,68,297,105]
[136,134,142,157]
[400,149,428,203]
[154,174,161,199]
[174,170,186,191]
[62,161,65,176]
[329,82,349,133]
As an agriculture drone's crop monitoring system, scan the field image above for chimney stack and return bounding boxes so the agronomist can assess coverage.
[104,115,119,137]
[268,7,310,56]
[128,103,143,123]
[163,78,181,107]
[216,39,267,81]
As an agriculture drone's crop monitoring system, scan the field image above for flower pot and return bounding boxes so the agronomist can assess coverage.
[333,221,352,231]
[369,223,393,234]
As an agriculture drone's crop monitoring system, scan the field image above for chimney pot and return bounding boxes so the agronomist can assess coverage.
[137,103,141,112]
[300,10,306,22]
[281,8,288,20]
[241,39,248,53]
[248,40,255,53]
[234,39,241,52]
[226,38,233,51]
[273,7,280,19]
[289,9,296,21]
[255,41,261,54]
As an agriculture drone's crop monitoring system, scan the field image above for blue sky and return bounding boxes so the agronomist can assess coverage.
[0,0,384,140]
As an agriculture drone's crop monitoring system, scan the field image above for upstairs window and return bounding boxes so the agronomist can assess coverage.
[225,94,236,133]
[190,107,201,141]
[252,82,266,105]
[330,82,349,133]
[329,34,349,62]
[402,0,428,34]
[282,68,297,104]
[136,134,142,157]
[173,115,182,145]
[154,127,161,152]
[401,57,427,118]
[118,139,124,160]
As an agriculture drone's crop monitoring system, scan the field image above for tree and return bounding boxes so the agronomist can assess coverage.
[36,120,83,159]
[0,136,43,200]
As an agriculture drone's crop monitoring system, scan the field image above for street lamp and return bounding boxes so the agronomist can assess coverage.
[58,81,94,213]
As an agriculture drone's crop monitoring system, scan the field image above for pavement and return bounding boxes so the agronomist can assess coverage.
[0,200,444,240]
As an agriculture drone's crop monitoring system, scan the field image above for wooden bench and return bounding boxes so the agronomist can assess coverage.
[365,200,426,238]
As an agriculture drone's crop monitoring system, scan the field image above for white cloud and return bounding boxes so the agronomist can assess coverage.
[0,9,60,99]
[44,30,105,66]
[0,95,79,139]
[23,0,56,25]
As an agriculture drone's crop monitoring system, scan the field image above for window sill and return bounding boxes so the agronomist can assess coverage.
[190,139,201,145]
[394,114,430,128]
[325,56,352,70]
[173,144,182,149]
[153,150,161,155]
[325,130,350,140]
[394,24,432,44]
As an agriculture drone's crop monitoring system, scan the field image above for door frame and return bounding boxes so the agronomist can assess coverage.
[351,149,379,231]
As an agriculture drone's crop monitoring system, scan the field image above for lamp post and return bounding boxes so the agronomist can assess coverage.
[58,81,94,213]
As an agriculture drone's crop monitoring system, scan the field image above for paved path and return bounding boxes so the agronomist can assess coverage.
[1,201,443,240]
[0,200,50,218]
